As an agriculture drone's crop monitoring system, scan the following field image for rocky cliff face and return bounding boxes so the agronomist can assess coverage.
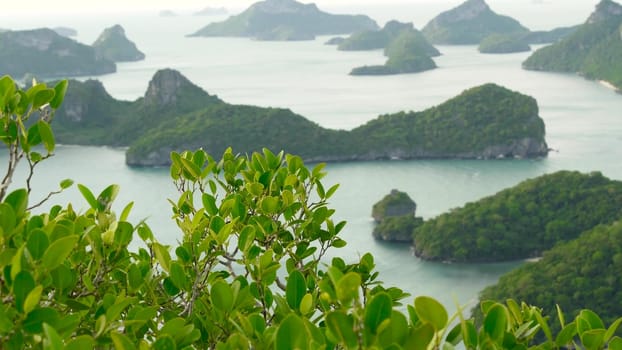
[92,24,145,62]
[144,69,195,108]
[587,0,622,24]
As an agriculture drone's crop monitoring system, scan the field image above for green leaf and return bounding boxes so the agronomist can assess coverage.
[605,318,622,343]
[238,226,255,252]
[211,280,234,313]
[24,308,60,334]
[300,293,313,315]
[180,157,201,180]
[153,243,171,273]
[0,203,17,237]
[260,196,280,214]
[97,184,120,212]
[535,307,553,342]
[364,292,393,334]
[13,270,35,313]
[202,194,219,215]
[556,322,577,347]
[169,262,187,291]
[32,88,55,110]
[77,184,98,211]
[110,331,137,350]
[23,285,43,314]
[276,314,309,350]
[485,304,509,343]
[326,311,357,348]
[286,270,306,310]
[336,272,361,305]
[120,201,134,221]
[610,336,622,350]
[42,235,79,270]
[0,75,16,110]
[42,323,64,350]
[581,329,605,350]
[27,123,42,147]
[65,335,95,350]
[153,335,177,350]
[5,188,28,219]
[415,296,448,331]
[50,80,68,109]
[59,179,74,190]
[37,121,54,153]
[579,309,605,330]
[405,323,435,350]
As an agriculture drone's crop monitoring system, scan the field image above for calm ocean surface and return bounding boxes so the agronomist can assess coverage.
[1,1,621,311]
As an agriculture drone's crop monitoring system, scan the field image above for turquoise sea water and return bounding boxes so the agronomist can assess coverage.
[1,2,621,311]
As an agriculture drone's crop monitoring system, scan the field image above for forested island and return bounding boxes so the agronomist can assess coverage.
[372,190,423,242]
[422,0,529,45]
[478,220,622,334]
[523,0,622,91]
[49,69,549,166]
[412,171,622,263]
[92,24,145,62]
[343,22,441,76]
[0,28,116,78]
[478,34,531,54]
[188,0,378,41]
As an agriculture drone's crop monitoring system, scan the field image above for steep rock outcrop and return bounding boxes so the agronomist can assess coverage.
[92,24,145,62]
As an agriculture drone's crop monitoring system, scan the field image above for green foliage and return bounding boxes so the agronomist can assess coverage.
[478,220,622,336]
[478,34,531,54]
[188,0,378,40]
[1,73,621,349]
[523,14,622,90]
[0,29,115,79]
[422,0,529,44]
[414,171,622,262]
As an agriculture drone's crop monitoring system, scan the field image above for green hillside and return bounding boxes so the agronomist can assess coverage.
[50,70,548,166]
[413,171,622,262]
[523,0,622,90]
[422,0,528,45]
[478,220,622,334]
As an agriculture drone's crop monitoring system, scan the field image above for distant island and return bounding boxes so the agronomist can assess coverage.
[412,171,622,263]
[52,26,77,37]
[0,28,116,79]
[523,0,622,91]
[92,24,145,62]
[477,219,622,335]
[478,34,531,54]
[187,0,379,41]
[159,10,177,17]
[49,69,549,166]
[422,0,529,45]
[372,190,422,242]
[348,24,441,76]
[193,7,228,16]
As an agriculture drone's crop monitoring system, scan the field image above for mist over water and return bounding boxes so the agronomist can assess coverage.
[1,0,620,310]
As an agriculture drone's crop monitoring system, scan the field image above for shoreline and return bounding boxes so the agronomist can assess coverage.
[599,80,619,92]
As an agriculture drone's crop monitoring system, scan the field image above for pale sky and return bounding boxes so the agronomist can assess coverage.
[4,0,409,14]
[1,0,595,15]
